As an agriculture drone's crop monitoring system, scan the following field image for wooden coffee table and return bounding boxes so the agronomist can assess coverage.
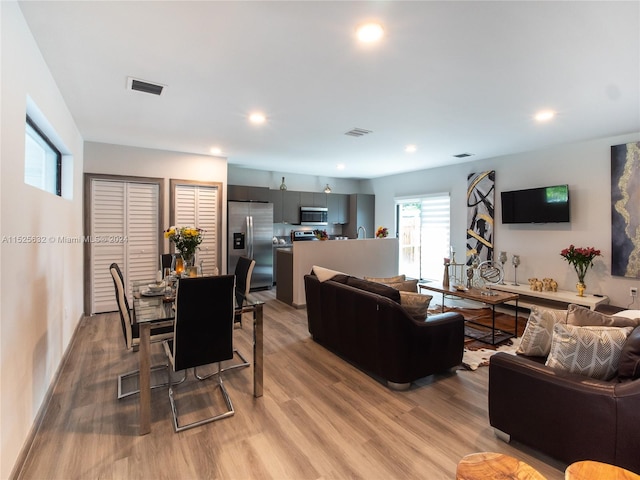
[565,460,640,480]
[419,281,519,345]
[456,452,546,479]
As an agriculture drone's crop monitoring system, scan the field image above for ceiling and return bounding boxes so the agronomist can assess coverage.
[18,1,640,179]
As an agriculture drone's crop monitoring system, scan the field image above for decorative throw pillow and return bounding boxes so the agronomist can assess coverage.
[618,326,640,381]
[614,310,640,320]
[346,277,401,303]
[516,306,567,357]
[545,323,633,381]
[386,279,419,293]
[567,304,640,328]
[364,274,406,284]
[399,291,433,321]
[312,265,346,283]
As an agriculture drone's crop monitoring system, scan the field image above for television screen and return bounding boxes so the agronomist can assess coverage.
[501,184,570,224]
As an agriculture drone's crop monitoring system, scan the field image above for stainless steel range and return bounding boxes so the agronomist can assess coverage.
[292,230,318,241]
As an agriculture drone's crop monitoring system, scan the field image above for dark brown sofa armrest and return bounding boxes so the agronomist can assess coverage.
[423,311,466,327]
[489,352,618,466]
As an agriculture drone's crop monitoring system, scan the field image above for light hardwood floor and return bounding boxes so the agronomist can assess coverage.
[16,290,565,480]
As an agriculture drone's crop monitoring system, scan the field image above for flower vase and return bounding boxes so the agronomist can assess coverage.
[443,263,450,288]
[576,281,586,297]
[183,253,195,268]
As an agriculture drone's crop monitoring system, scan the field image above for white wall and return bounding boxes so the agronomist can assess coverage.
[84,142,228,272]
[367,134,640,308]
[1,2,85,478]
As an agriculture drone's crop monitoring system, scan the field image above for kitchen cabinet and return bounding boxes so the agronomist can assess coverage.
[228,185,270,202]
[270,189,284,223]
[300,192,327,208]
[327,193,349,224]
[282,190,301,224]
[343,194,374,239]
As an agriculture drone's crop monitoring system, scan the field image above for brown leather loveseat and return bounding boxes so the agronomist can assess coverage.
[304,271,464,389]
[489,331,640,474]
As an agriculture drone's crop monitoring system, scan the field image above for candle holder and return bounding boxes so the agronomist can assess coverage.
[498,251,507,284]
[512,254,521,286]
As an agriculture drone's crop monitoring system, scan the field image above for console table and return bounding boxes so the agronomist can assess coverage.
[490,283,609,311]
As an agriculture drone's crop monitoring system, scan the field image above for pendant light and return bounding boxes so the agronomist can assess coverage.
[279,177,287,191]
[324,184,332,194]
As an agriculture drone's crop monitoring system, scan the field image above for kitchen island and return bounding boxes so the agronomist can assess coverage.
[277,238,399,307]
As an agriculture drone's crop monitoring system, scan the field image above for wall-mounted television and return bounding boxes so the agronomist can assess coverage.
[501,184,570,224]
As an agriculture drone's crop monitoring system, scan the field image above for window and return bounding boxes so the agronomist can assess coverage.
[396,193,450,281]
[25,115,62,196]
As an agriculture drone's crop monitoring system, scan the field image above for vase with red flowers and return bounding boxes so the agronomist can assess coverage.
[560,245,601,296]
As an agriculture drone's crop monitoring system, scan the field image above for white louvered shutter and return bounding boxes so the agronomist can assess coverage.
[174,184,219,274]
[91,180,126,313]
[90,179,159,314]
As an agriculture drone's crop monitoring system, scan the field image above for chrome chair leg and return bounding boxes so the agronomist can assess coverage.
[169,363,234,432]
[117,364,169,399]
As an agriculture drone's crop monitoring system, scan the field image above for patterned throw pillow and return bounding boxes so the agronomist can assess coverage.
[516,306,567,357]
[364,274,406,283]
[567,304,640,328]
[545,323,633,380]
[399,291,433,321]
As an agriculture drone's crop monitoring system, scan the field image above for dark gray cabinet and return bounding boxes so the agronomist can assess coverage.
[327,193,349,224]
[282,190,301,224]
[300,192,327,208]
[270,190,284,223]
[228,185,270,202]
[343,194,374,239]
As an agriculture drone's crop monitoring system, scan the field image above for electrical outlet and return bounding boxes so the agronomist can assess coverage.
[631,287,638,297]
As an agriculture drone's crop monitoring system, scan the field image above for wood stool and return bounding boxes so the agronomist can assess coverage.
[565,461,640,480]
[456,452,547,480]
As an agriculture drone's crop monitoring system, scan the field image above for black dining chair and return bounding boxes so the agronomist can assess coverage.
[109,263,174,399]
[163,275,237,432]
[234,256,255,327]
[160,253,173,271]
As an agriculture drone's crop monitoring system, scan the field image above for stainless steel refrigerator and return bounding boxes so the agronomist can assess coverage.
[228,201,274,289]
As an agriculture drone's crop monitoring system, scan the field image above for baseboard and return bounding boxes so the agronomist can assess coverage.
[9,313,86,480]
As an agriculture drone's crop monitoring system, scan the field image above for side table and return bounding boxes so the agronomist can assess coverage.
[456,452,546,480]
[565,460,640,480]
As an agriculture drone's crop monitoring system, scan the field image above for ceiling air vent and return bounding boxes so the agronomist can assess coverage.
[127,77,165,96]
[344,128,372,137]
[453,152,474,158]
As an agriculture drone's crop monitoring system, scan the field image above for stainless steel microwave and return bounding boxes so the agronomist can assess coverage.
[300,206,328,225]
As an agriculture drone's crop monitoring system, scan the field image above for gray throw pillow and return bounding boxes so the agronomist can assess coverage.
[399,291,433,321]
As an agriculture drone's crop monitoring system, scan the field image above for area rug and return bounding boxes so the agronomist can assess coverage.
[461,337,521,371]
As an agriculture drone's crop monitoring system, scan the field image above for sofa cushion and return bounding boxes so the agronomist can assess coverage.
[546,323,633,380]
[567,304,640,328]
[399,291,433,321]
[516,306,567,357]
[346,277,401,303]
[618,326,640,380]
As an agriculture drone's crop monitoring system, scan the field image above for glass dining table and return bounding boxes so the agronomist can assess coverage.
[132,278,264,435]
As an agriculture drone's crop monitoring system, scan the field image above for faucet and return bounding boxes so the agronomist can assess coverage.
[357,226,366,239]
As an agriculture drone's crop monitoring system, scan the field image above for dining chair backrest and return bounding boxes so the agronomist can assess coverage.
[234,256,255,305]
[172,275,235,372]
[109,262,133,349]
[160,254,173,271]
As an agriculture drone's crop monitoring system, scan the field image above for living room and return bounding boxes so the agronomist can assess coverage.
[2,1,640,478]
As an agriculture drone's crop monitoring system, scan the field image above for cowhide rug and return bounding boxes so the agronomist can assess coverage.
[461,337,521,371]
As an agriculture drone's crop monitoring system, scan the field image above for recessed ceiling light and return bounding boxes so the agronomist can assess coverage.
[249,112,266,124]
[210,147,222,155]
[405,144,417,153]
[356,23,384,43]
[534,110,555,122]
[337,164,346,170]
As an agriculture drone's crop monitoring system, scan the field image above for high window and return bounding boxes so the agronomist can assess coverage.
[396,193,450,281]
[25,115,62,196]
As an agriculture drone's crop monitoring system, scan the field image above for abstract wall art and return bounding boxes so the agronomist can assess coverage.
[467,170,495,265]
[611,142,640,278]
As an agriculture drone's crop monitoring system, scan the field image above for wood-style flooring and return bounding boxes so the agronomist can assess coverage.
[16,290,566,480]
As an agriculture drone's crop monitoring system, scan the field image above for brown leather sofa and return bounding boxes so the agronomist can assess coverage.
[489,350,640,473]
[304,272,464,389]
